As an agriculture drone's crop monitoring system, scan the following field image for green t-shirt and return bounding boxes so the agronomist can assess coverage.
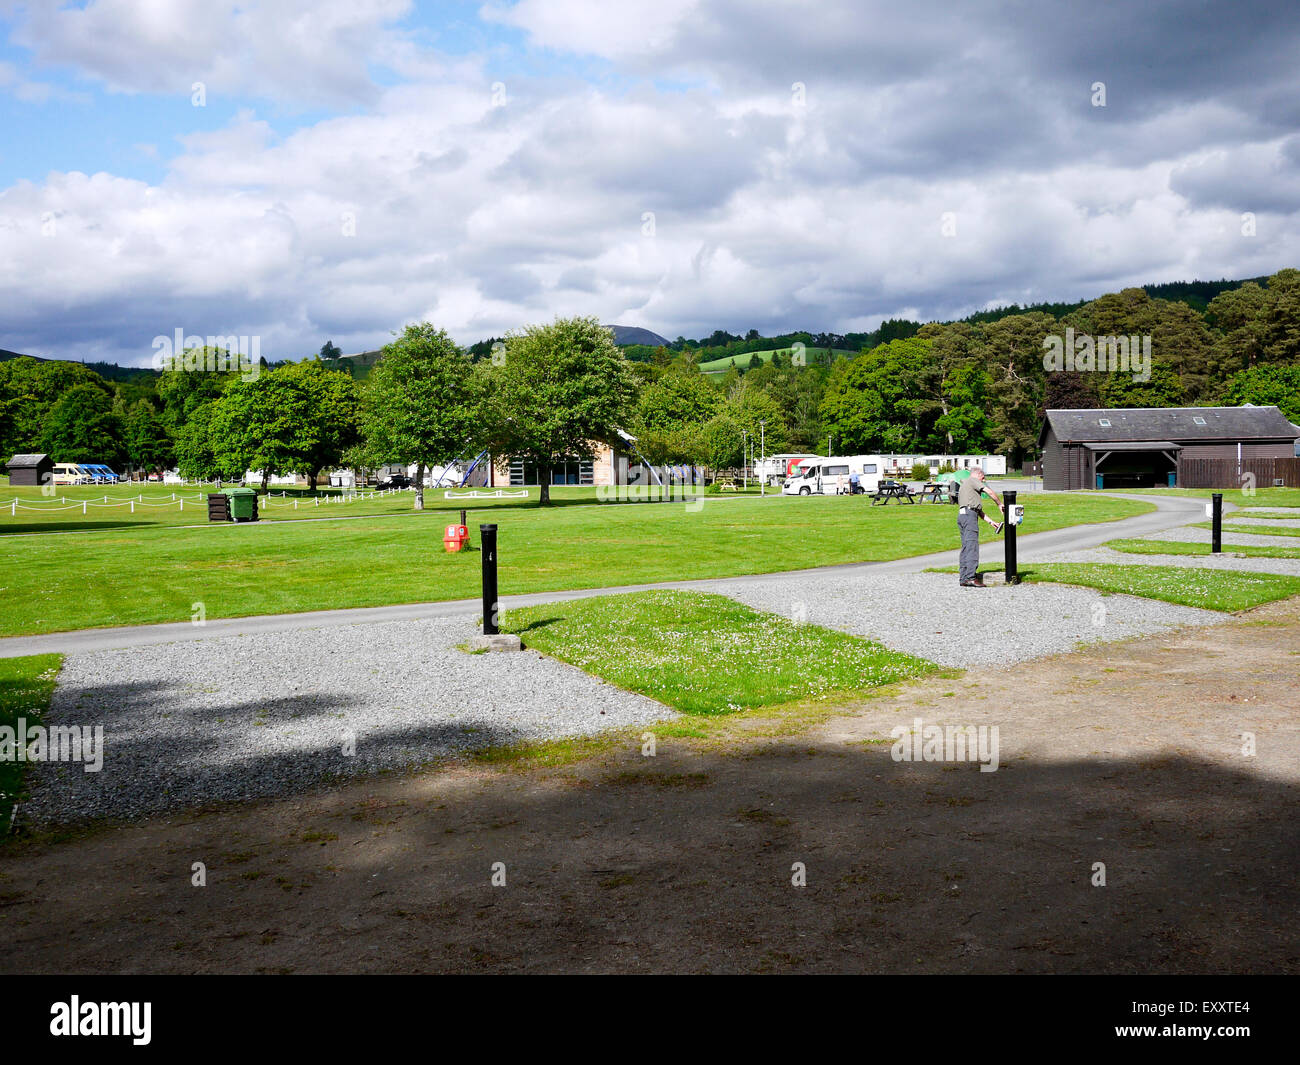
[957,479,987,510]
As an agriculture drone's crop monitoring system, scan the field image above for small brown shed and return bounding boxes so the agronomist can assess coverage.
[1038,406,1300,490]
[4,453,53,487]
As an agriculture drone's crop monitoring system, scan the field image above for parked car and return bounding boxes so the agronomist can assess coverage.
[375,474,413,490]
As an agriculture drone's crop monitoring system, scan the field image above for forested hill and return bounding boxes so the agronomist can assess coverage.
[961,275,1272,326]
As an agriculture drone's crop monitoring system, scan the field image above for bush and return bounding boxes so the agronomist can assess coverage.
[910,461,930,480]
[938,462,957,474]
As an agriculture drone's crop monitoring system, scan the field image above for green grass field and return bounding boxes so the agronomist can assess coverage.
[500,591,939,715]
[1122,487,1300,508]
[1210,522,1300,538]
[698,346,857,377]
[0,654,62,835]
[1105,538,1300,560]
[0,491,1151,637]
[941,563,1300,611]
[0,480,590,534]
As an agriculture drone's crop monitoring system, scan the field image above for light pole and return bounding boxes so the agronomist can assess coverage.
[741,430,749,490]
[760,420,766,496]
[827,434,833,457]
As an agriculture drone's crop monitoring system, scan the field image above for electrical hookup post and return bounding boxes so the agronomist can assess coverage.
[469,523,522,652]
[1003,490,1024,585]
[1210,492,1223,554]
[481,523,498,634]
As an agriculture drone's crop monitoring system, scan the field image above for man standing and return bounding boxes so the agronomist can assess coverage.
[956,467,1005,588]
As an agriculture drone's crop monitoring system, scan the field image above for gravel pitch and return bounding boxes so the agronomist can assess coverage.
[1138,527,1300,548]
[24,617,675,827]
[1036,545,1300,577]
[1220,517,1300,529]
[693,571,1223,670]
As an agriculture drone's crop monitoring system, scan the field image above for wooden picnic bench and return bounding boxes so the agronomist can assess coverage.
[871,480,916,505]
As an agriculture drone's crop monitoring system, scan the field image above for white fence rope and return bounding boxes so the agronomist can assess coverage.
[2,487,405,517]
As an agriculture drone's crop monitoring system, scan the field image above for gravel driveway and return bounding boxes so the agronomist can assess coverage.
[1137,527,1300,548]
[694,571,1223,669]
[1038,545,1300,577]
[23,617,675,827]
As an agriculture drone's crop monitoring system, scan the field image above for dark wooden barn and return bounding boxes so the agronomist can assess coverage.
[1039,407,1300,490]
[4,453,53,487]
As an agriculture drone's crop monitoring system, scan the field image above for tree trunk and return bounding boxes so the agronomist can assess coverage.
[261,469,269,493]
[308,469,317,493]
[538,461,551,506]
[414,463,426,510]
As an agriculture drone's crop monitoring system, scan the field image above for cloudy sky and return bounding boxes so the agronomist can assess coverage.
[0,0,1297,366]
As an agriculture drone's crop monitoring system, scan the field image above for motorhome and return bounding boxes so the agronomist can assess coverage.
[782,455,887,496]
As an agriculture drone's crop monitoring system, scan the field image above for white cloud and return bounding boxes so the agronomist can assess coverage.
[1,0,1297,362]
[10,0,413,106]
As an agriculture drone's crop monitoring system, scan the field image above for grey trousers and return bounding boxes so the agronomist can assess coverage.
[957,510,980,582]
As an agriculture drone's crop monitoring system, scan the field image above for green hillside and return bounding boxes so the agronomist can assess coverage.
[699,346,857,376]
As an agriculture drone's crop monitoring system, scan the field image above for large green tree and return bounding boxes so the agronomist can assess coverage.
[39,383,126,466]
[124,400,175,475]
[482,316,638,505]
[1219,364,1300,422]
[359,323,479,510]
[275,360,360,490]
[818,337,933,453]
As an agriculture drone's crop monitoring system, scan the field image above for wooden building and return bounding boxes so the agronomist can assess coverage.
[4,453,53,487]
[1039,407,1300,490]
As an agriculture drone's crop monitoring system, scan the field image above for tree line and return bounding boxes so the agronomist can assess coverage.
[3,269,1298,491]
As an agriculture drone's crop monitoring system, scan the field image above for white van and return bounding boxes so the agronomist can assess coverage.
[782,455,887,496]
[52,462,89,485]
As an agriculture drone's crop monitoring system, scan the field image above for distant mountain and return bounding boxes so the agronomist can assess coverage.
[0,348,44,362]
[604,325,670,347]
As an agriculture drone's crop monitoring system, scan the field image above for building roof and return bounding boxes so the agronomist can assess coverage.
[4,453,49,468]
[1040,406,1300,446]
[1081,440,1181,451]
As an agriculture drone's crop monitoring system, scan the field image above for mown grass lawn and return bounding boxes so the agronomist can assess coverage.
[1195,521,1300,538]
[0,491,1152,637]
[1122,487,1300,508]
[0,654,62,835]
[0,481,601,534]
[499,590,941,715]
[1105,538,1300,560]
[963,563,1300,611]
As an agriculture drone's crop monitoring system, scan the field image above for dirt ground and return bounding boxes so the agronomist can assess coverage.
[2,599,1298,974]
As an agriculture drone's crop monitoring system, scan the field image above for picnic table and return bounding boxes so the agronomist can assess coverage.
[871,480,916,505]
[916,481,954,503]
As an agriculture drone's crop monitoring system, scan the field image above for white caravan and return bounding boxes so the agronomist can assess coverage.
[782,455,887,496]
[755,453,818,486]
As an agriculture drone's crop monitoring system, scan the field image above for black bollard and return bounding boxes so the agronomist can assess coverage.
[1212,492,1222,554]
[480,524,499,634]
[1004,489,1019,585]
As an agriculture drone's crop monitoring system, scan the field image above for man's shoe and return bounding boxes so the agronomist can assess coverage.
[960,579,986,588]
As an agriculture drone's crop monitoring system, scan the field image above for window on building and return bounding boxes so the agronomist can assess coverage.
[1192,416,1207,425]
[1098,419,1111,427]
[508,456,594,486]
